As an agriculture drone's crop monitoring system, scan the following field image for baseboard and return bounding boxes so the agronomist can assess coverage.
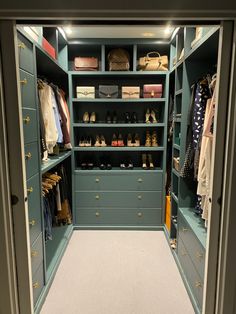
[73,225,163,231]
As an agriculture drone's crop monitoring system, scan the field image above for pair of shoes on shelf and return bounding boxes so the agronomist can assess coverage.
[142,154,155,169]
[81,160,94,170]
[170,239,177,250]
[99,156,112,170]
[145,109,157,123]
[120,160,134,170]
[127,133,140,147]
[94,135,107,147]
[83,112,96,123]
[145,131,158,147]
[79,137,92,147]
[125,112,137,123]
[106,111,117,123]
[112,134,124,147]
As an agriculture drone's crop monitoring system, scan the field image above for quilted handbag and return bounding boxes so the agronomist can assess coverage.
[108,48,130,71]
[74,57,98,71]
[99,85,119,98]
[138,52,168,71]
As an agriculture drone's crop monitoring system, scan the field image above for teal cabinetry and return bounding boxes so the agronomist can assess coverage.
[22,108,38,143]
[24,142,40,179]
[17,32,34,74]
[31,233,44,275]
[32,263,44,306]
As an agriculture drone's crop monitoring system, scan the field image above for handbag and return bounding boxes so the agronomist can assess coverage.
[143,84,163,98]
[138,52,168,71]
[74,57,98,71]
[108,48,130,71]
[99,85,119,98]
[122,86,140,99]
[76,86,95,98]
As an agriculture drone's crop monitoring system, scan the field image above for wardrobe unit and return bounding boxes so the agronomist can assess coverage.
[16,24,220,314]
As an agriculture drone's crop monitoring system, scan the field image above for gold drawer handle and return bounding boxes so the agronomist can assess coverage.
[196,252,203,259]
[95,195,100,200]
[18,42,26,49]
[95,212,100,217]
[31,250,38,257]
[95,178,100,183]
[195,281,202,288]
[138,195,142,200]
[27,187,33,194]
[182,228,188,232]
[25,152,32,160]
[137,212,143,217]
[23,116,31,124]
[138,178,143,183]
[29,219,36,226]
[20,78,27,85]
[33,282,39,289]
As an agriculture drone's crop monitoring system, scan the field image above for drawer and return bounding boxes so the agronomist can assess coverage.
[20,69,36,109]
[32,263,44,306]
[177,238,204,309]
[75,191,162,208]
[75,172,163,191]
[31,233,43,275]
[24,142,39,179]
[75,208,162,226]
[17,32,34,74]
[27,174,42,244]
[178,212,205,280]
[22,108,38,144]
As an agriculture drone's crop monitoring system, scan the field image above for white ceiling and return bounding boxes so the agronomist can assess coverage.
[62,25,175,40]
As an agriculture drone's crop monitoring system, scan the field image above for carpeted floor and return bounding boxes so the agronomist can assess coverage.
[40,231,194,314]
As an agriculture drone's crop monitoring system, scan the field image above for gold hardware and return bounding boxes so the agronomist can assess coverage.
[138,195,142,200]
[138,178,143,183]
[33,282,39,289]
[25,152,32,160]
[20,78,27,85]
[23,116,31,124]
[151,90,155,97]
[181,250,187,256]
[182,227,188,232]
[95,178,100,183]
[18,42,26,49]
[196,252,203,259]
[29,219,36,226]
[138,212,143,217]
[95,212,100,217]
[95,195,100,200]
[31,250,38,257]
[27,187,33,194]
[195,281,202,288]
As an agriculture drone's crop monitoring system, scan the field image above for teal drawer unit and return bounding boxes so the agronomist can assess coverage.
[22,108,38,144]
[75,191,162,208]
[24,142,40,179]
[76,208,162,226]
[31,233,43,275]
[75,172,163,191]
[17,32,34,74]
[32,263,44,306]
[177,237,204,310]
[178,211,205,280]
[20,69,37,110]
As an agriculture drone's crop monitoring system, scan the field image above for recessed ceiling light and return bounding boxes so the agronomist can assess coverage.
[164,26,172,34]
[142,32,155,37]
[65,27,72,35]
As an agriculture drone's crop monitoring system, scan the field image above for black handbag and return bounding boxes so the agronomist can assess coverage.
[99,85,119,98]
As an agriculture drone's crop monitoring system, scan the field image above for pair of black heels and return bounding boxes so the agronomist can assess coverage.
[125,112,137,123]
[99,156,112,170]
[106,111,117,123]
[120,160,134,170]
[81,161,94,170]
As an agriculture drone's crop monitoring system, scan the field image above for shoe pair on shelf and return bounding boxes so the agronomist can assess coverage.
[142,154,155,169]
[145,131,158,147]
[112,134,124,147]
[125,112,137,123]
[127,133,140,147]
[106,111,117,123]
[81,159,94,170]
[94,135,107,147]
[83,112,96,123]
[145,109,157,123]
[79,136,92,147]
[120,160,134,170]
[99,156,112,170]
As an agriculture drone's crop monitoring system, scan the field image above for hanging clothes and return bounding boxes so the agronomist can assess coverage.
[37,84,48,161]
[60,89,71,137]
[51,87,63,144]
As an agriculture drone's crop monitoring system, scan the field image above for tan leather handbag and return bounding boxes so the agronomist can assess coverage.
[138,52,168,71]
[74,57,98,71]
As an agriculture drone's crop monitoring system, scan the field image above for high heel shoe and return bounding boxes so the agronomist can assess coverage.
[131,112,137,123]
[106,111,112,124]
[134,133,140,147]
[79,136,85,147]
[118,134,124,147]
[111,134,118,146]
[113,111,117,123]
[127,133,133,147]
[94,135,100,147]
[145,131,152,147]
[150,110,157,123]
[142,154,148,169]
[90,112,96,123]
[85,136,92,147]
[125,112,131,123]
[145,108,151,123]
[83,112,90,123]
[100,135,107,147]
[148,154,154,169]
[151,131,158,147]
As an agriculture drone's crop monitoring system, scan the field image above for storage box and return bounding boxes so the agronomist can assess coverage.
[76,86,95,99]
[143,84,163,98]
[99,85,118,98]
[42,37,56,59]
[122,86,140,99]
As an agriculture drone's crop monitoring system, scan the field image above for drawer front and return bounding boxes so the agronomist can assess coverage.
[178,213,205,280]
[20,70,37,109]
[32,263,44,306]
[75,191,162,208]
[22,108,38,144]
[24,142,39,179]
[75,208,162,226]
[177,238,204,309]
[17,32,34,74]
[75,172,163,191]
[31,233,43,275]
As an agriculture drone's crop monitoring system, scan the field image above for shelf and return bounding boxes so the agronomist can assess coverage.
[173,144,180,150]
[171,192,179,204]
[172,168,180,177]
[179,207,207,249]
[74,167,163,173]
[73,123,165,128]
[69,71,169,76]
[72,98,166,103]
[174,117,182,123]
[41,151,72,174]
[74,146,164,152]
[175,89,183,96]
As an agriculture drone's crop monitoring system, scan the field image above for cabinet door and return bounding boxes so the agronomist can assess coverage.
[17,32,34,74]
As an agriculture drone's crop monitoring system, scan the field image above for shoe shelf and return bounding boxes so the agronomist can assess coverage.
[69,71,169,76]
[72,98,166,103]
[74,146,164,151]
[73,123,165,128]
[74,167,163,173]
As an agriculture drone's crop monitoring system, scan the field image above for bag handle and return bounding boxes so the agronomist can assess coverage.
[146,51,161,58]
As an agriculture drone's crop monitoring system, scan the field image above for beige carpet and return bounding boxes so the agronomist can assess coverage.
[40,231,194,314]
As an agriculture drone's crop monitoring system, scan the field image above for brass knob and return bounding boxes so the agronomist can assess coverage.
[31,250,38,257]
[138,212,143,217]
[195,281,202,288]
[25,152,32,160]
[29,219,36,226]
[95,178,100,183]
[182,228,188,232]
[138,195,142,200]
[27,187,33,194]
[95,212,100,217]
[138,178,143,183]
[33,282,39,289]
[20,78,27,85]
[18,42,26,49]
[23,116,30,124]
[196,252,203,259]
[95,195,100,200]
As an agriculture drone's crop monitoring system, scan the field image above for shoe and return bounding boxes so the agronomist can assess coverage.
[105,156,112,170]
[131,112,137,123]
[127,133,133,147]
[148,154,154,169]
[99,157,106,170]
[133,133,140,147]
[79,136,85,147]
[117,134,124,146]
[113,111,117,123]
[90,112,96,123]
[100,135,107,147]
[126,160,134,169]
[85,137,92,147]
[106,111,112,124]
[145,131,152,147]
[83,112,90,123]
[87,161,94,170]
[150,110,157,123]
[94,135,101,147]
[81,162,87,170]
[111,134,118,146]
[120,162,126,169]
[125,112,131,123]
[145,109,151,123]
[142,154,148,169]
[151,131,158,147]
